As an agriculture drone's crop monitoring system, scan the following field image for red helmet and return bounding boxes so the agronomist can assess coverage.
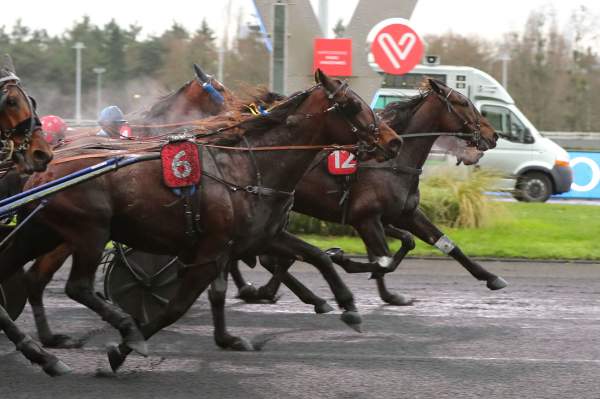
[41,115,67,144]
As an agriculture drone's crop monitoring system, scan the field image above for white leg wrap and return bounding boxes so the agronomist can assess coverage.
[376,256,392,268]
[434,235,455,255]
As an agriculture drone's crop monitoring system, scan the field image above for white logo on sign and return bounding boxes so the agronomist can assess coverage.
[334,151,356,169]
[377,32,416,69]
[172,150,192,179]
[570,156,600,192]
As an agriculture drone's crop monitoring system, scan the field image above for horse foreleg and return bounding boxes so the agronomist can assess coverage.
[0,305,71,376]
[402,208,507,290]
[0,223,70,376]
[266,231,361,332]
[327,217,411,275]
[355,225,415,306]
[229,260,261,301]
[107,261,220,372]
[258,255,333,313]
[65,230,147,358]
[25,244,80,348]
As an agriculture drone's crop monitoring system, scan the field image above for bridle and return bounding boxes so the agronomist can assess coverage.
[397,87,493,150]
[321,81,387,157]
[0,73,40,162]
[435,88,483,148]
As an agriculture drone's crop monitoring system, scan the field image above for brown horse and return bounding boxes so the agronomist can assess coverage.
[0,56,68,376]
[0,70,401,372]
[228,79,506,310]
[21,65,237,348]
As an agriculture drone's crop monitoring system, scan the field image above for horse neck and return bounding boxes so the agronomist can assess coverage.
[240,109,330,193]
[394,98,447,170]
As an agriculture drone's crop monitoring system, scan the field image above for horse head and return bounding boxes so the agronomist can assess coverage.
[427,78,497,165]
[189,63,230,115]
[0,55,53,173]
[313,69,402,161]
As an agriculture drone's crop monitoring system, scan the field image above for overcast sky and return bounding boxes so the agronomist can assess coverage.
[1,0,598,44]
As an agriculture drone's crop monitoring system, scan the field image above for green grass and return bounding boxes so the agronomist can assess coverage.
[298,202,600,260]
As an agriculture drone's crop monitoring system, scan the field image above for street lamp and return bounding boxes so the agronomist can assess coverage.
[73,42,85,124]
[498,51,511,89]
[92,67,106,115]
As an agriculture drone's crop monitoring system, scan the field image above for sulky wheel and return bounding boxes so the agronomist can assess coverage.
[103,244,183,324]
[0,269,27,320]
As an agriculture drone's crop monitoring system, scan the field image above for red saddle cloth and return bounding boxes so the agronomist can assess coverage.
[327,150,357,175]
[161,140,201,188]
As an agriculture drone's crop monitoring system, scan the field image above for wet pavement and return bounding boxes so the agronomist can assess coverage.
[2,258,600,398]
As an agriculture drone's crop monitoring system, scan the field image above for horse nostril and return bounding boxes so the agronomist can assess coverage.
[33,150,53,165]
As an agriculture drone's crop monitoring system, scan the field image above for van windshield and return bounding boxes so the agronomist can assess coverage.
[374,95,405,111]
[481,105,534,144]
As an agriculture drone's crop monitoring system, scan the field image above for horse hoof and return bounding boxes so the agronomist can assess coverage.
[487,276,508,290]
[231,337,255,351]
[325,247,345,263]
[41,334,82,349]
[107,343,127,372]
[340,311,362,333]
[314,302,334,314]
[43,358,72,377]
[125,339,148,357]
[237,284,259,301]
[383,294,413,306]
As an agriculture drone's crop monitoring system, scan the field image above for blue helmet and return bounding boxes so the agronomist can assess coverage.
[98,105,126,124]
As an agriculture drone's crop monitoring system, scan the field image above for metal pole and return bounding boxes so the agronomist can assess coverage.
[218,47,224,82]
[73,42,85,124]
[318,0,329,37]
[498,52,511,89]
[93,67,106,115]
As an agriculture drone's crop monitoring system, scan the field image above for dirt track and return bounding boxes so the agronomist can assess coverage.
[2,258,600,399]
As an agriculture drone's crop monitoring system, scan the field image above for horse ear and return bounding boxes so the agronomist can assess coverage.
[2,54,15,73]
[193,64,209,83]
[314,68,322,83]
[428,78,444,95]
[315,68,336,92]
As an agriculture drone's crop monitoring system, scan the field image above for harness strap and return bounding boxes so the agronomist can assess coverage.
[359,163,422,176]
[202,170,294,198]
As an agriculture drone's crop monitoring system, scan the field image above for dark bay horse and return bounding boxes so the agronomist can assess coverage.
[228,79,506,310]
[0,70,401,372]
[21,65,236,348]
[0,56,68,376]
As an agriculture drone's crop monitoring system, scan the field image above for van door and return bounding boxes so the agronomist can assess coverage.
[476,103,535,176]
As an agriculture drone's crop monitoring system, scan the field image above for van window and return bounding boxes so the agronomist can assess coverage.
[481,105,534,144]
[373,95,405,111]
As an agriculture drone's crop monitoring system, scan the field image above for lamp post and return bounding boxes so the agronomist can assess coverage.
[498,52,511,89]
[92,67,106,115]
[73,42,85,124]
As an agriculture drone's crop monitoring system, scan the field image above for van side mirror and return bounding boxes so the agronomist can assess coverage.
[523,128,534,144]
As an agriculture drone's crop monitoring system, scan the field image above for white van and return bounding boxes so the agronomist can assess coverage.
[371,64,573,202]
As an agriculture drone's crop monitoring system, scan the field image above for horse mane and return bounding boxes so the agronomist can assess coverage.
[141,80,193,120]
[52,86,315,160]
[233,86,286,113]
[379,80,433,133]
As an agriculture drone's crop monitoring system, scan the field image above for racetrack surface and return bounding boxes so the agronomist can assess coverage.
[1,258,600,398]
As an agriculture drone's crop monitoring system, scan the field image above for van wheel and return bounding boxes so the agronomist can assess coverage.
[514,172,552,202]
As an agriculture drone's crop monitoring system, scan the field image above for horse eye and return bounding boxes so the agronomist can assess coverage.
[6,97,17,106]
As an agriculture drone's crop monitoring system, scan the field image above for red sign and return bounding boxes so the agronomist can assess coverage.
[327,150,357,175]
[161,140,201,188]
[313,38,352,76]
[368,18,423,75]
